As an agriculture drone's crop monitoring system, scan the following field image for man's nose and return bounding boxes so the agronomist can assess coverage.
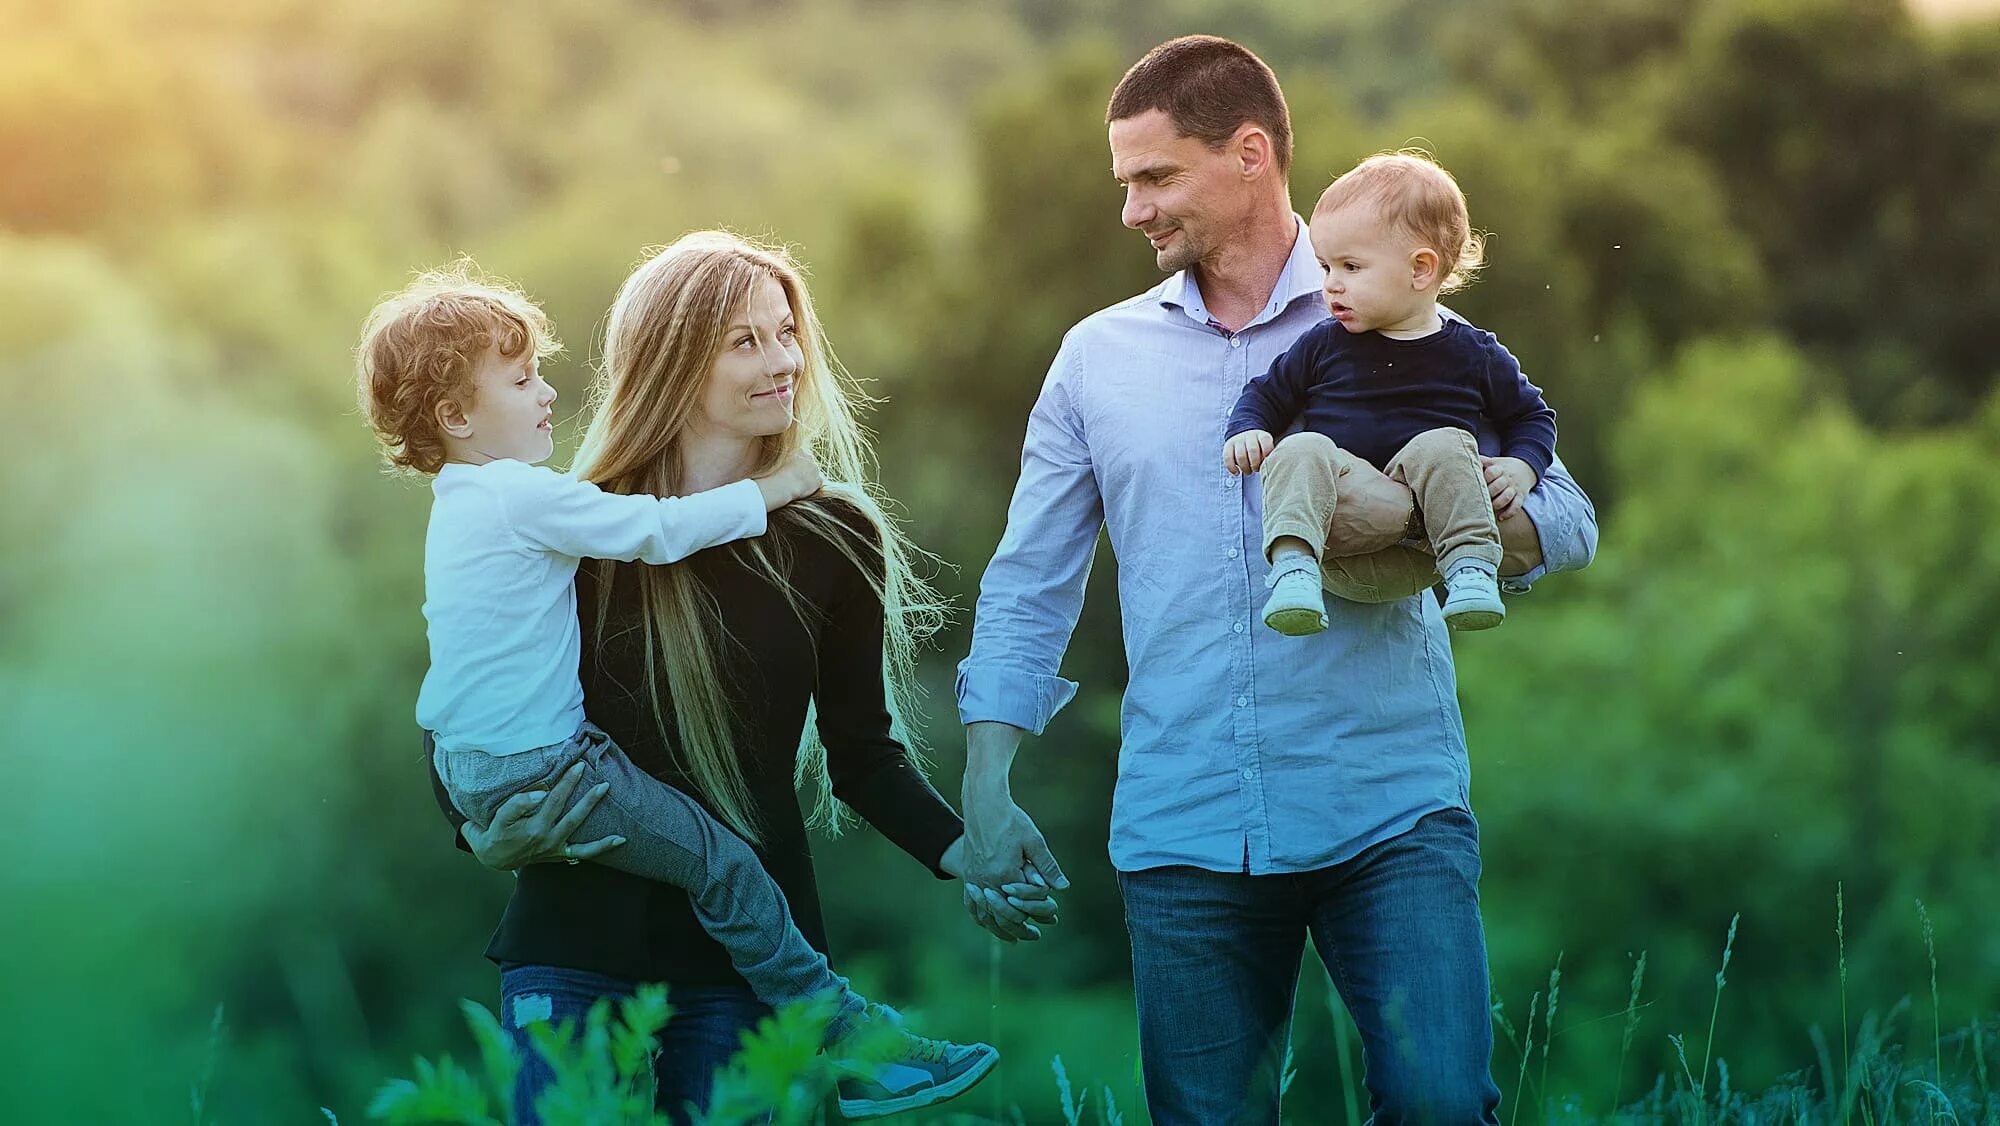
[1122,186,1153,230]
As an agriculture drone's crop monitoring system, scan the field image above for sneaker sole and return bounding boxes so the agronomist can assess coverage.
[836,1049,999,1119]
[1265,607,1328,636]
[1445,607,1504,631]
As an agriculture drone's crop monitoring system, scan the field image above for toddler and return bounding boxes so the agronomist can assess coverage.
[1221,152,1557,633]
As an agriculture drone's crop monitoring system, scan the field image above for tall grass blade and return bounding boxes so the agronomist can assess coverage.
[1698,913,1740,1102]
[1512,991,1541,1126]
[1613,951,1647,1115]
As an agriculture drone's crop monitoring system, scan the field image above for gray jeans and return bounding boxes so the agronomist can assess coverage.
[435,723,864,1028]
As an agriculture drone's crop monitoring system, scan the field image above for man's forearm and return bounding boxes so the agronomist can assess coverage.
[1320,449,1418,557]
[1497,506,1544,578]
[965,721,1026,792]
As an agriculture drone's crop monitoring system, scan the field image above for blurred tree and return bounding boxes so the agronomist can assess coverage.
[1460,334,2000,1089]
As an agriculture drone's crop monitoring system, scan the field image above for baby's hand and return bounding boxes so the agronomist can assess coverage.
[1482,456,1537,519]
[1223,430,1275,476]
[754,449,825,510]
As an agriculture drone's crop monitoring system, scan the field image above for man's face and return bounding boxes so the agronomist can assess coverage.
[1110,109,1250,275]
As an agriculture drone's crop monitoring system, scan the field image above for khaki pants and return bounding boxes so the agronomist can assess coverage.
[1260,427,1503,604]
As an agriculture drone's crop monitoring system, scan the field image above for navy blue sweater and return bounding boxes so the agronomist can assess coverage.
[1225,317,1557,480]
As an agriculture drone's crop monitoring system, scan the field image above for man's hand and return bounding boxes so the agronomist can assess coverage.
[960,788,1069,893]
[461,761,625,871]
[1323,451,1417,557]
[1482,456,1538,520]
[1223,430,1276,476]
[942,835,1060,942]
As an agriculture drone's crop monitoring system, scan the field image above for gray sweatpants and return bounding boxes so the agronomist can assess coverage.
[435,723,865,1030]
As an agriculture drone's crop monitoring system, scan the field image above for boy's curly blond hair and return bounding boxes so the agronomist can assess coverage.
[1315,150,1487,294]
[355,261,561,474]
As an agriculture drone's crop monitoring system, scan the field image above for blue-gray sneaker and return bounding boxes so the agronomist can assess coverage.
[1261,556,1328,636]
[1441,564,1505,631]
[832,1007,998,1120]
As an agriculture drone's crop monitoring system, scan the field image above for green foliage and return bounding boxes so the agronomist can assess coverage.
[365,988,854,1126]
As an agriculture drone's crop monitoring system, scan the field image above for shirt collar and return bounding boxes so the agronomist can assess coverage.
[1158,214,1323,330]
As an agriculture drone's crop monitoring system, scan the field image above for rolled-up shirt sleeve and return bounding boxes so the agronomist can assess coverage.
[1507,452,1598,591]
[955,337,1102,735]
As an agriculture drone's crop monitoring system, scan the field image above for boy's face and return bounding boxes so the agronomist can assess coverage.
[1308,204,1439,334]
[448,347,557,465]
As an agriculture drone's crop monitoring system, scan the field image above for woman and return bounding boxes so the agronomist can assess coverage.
[426,231,1056,1123]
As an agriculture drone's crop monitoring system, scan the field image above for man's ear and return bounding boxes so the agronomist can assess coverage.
[436,397,474,439]
[1235,124,1275,182]
[1410,247,1442,291]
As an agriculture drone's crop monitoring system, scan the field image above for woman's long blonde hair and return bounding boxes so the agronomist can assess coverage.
[571,230,946,845]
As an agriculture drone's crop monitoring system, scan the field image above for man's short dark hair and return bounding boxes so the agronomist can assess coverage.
[1106,35,1292,177]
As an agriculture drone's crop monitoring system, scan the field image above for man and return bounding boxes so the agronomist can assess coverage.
[953,35,1598,1124]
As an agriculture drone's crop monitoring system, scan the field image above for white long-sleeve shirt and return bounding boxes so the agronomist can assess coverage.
[417,458,767,755]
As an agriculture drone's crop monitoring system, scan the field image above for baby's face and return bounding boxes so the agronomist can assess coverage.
[1308,205,1435,334]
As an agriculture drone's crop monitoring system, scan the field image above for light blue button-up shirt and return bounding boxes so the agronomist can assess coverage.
[956,217,1599,875]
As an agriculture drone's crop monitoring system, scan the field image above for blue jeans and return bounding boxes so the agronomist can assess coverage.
[499,962,772,1126]
[1118,808,1502,1125]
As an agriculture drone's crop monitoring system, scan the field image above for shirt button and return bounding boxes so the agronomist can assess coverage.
[1233,622,1245,634]
[1230,336,1243,348]
[1241,767,1256,780]
[1234,695,1249,707]
[1227,547,1240,559]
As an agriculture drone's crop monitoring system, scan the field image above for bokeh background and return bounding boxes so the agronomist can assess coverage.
[6,0,2000,1121]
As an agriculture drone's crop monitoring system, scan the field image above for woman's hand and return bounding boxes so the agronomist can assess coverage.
[461,761,626,871]
[941,834,1061,943]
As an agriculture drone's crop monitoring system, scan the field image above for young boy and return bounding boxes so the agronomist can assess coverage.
[1221,151,1558,633]
[356,263,997,1117]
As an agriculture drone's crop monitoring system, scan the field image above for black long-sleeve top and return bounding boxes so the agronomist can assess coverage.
[1225,316,1558,480]
[428,498,963,985]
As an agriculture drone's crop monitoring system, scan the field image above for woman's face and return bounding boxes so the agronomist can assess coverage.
[695,274,802,441]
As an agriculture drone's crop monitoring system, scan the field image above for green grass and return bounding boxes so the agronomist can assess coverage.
[305,895,1998,1124]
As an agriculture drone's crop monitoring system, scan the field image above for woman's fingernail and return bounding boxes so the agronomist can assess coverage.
[611,836,627,845]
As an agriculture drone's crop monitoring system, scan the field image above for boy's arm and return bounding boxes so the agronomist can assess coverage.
[1478,334,1558,481]
[1225,323,1326,439]
[498,464,767,564]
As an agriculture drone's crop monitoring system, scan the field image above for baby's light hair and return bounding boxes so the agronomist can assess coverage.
[1314,149,1487,293]
[355,260,562,475]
